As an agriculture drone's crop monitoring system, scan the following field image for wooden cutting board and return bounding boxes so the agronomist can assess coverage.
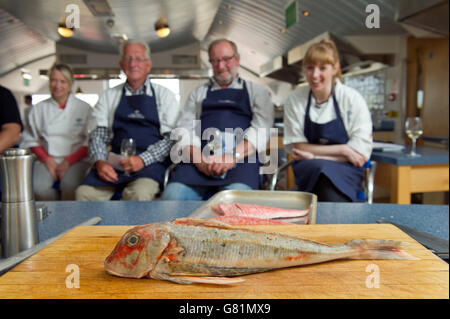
[0,224,448,299]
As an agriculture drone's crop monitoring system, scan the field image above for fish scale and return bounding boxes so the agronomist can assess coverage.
[168,224,320,268]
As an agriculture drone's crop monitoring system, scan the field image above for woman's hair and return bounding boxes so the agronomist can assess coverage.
[303,39,344,84]
[49,63,74,88]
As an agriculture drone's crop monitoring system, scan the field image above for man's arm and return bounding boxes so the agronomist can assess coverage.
[0,123,22,152]
[89,126,118,183]
[120,134,174,173]
[139,134,174,165]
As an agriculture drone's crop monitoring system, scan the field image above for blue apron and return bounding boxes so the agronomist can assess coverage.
[169,80,260,189]
[292,90,364,202]
[82,84,168,187]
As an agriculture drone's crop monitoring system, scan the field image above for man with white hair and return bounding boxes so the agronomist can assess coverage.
[76,40,180,201]
[162,38,274,200]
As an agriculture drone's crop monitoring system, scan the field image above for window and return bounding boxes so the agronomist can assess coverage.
[151,79,180,102]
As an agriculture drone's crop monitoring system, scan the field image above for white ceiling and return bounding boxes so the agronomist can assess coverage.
[0,0,413,92]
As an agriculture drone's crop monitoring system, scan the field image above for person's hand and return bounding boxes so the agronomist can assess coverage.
[291,148,315,161]
[208,153,236,176]
[194,160,213,176]
[44,157,58,180]
[119,155,144,174]
[55,159,70,180]
[341,145,366,168]
[95,160,118,183]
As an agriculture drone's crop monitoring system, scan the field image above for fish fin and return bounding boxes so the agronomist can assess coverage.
[150,272,244,285]
[346,239,419,260]
[172,218,236,229]
[171,276,245,285]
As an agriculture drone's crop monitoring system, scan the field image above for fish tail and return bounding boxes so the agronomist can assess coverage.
[345,239,419,260]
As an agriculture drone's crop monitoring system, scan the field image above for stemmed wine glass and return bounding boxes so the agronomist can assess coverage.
[120,138,136,176]
[405,117,423,157]
[205,129,227,179]
[206,129,223,156]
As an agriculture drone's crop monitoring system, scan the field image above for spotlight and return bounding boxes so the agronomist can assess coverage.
[155,17,170,38]
[57,22,74,37]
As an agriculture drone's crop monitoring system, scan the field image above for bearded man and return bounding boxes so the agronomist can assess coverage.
[162,39,274,200]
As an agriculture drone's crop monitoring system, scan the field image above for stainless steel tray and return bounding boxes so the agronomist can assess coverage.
[187,190,317,224]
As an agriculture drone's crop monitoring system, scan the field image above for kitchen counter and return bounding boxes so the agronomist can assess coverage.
[21,200,450,242]
[0,199,448,299]
[372,146,449,166]
[0,199,448,274]
[372,146,449,204]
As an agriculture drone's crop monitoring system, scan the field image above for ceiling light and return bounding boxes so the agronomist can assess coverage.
[106,18,115,28]
[302,10,310,16]
[58,22,74,37]
[155,17,170,38]
[21,71,32,80]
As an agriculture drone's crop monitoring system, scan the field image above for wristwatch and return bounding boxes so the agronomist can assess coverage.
[233,151,241,161]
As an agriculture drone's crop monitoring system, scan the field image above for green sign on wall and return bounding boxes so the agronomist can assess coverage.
[285,0,298,29]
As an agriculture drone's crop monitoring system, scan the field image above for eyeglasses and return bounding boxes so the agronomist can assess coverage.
[209,55,235,65]
[122,56,148,63]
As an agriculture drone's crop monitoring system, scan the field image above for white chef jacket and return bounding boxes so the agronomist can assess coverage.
[90,78,180,136]
[20,93,92,163]
[283,79,373,160]
[174,76,274,152]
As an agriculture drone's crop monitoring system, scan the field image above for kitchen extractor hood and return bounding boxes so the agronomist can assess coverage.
[287,32,362,75]
[260,56,304,85]
[396,0,449,37]
[260,32,395,85]
[342,61,388,77]
[261,32,362,85]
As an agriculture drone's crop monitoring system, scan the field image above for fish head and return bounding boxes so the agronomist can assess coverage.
[104,223,170,278]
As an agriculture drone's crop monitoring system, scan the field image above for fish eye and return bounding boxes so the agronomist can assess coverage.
[126,233,140,247]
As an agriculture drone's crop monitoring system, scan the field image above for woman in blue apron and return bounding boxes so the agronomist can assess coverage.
[80,83,169,195]
[164,80,261,200]
[283,39,373,202]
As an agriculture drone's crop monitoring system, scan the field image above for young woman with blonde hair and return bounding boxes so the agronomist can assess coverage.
[283,40,373,202]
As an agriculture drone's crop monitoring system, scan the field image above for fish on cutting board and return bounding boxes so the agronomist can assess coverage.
[104,218,418,285]
[211,203,310,219]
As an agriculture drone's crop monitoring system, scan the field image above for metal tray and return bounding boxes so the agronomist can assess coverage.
[187,190,317,224]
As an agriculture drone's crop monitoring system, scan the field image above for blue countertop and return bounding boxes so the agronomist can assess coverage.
[372,146,449,165]
[33,200,448,242]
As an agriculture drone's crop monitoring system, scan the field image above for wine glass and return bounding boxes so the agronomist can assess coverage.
[205,129,223,156]
[120,138,136,176]
[405,117,423,157]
